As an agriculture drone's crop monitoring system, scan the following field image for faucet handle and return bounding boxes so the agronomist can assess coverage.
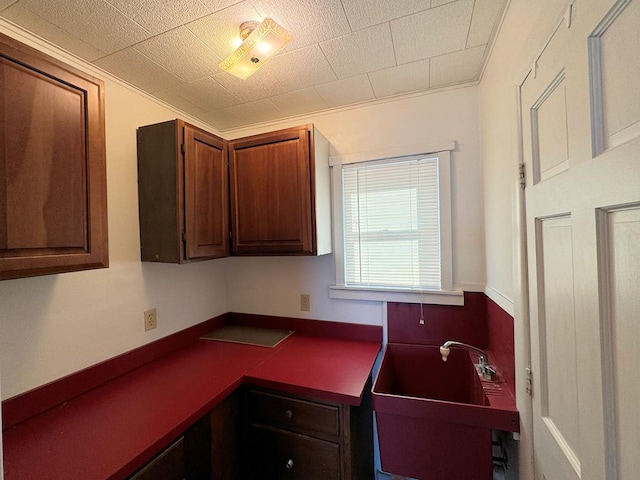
[439,346,451,362]
[481,364,497,381]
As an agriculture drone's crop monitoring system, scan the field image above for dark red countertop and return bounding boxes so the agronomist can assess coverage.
[2,330,381,480]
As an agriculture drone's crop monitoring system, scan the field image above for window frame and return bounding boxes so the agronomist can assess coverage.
[329,142,461,305]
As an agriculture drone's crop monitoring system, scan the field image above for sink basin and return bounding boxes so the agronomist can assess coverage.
[372,343,518,480]
[375,343,487,406]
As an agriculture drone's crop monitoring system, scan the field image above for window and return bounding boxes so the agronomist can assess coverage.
[343,155,441,289]
[330,147,459,305]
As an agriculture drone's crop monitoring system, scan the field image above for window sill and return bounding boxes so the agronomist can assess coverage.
[328,285,464,305]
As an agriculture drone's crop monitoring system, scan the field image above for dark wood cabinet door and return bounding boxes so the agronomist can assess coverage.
[184,124,228,260]
[0,33,108,280]
[229,126,314,255]
[210,390,240,480]
[129,437,186,480]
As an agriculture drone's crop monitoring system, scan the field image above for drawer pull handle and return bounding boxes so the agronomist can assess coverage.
[285,409,293,419]
[286,459,294,470]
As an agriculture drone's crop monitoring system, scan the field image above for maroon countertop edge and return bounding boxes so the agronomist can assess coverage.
[2,312,382,430]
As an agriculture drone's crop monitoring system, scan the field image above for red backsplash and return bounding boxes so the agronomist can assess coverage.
[485,298,516,394]
[387,292,515,396]
[388,292,488,347]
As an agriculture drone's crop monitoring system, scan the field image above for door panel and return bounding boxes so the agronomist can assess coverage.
[184,125,228,260]
[591,0,640,152]
[531,72,569,183]
[535,216,580,474]
[521,1,640,479]
[599,206,640,480]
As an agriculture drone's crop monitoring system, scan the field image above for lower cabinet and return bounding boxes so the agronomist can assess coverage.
[129,437,187,480]
[244,387,374,480]
[128,385,373,480]
[129,414,211,480]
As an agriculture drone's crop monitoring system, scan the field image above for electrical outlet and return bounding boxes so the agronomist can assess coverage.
[144,308,157,331]
[300,294,311,312]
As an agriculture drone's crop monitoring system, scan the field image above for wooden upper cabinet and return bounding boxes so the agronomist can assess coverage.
[229,125,331,256]
[0,33,108,280]
[137,120,228,263]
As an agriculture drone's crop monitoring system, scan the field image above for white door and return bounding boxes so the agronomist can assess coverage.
[520,0,640,479]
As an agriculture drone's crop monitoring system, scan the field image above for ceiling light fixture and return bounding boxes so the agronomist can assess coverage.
[218,18,293,80]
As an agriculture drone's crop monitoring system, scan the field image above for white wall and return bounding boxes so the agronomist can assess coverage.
[0,23,228,400]
[478,0,570,313]
[225,86,487,319]
[0,24,486,402]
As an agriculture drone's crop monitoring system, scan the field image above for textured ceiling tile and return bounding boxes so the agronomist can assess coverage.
[430,44,486,88]
[0,1,19,10]
[103,0,237,35]
[391,0,474,64]
[199,108,247,131]
[269,87,329,117]
[213,45,337,101]
[186,1,261,60]
[315,74,375,108]
[341,0,431,31]
[19,0,151,53]
[153,89,208,117]
[0,4,106,60]
[209,72,270,104]
[320,23,396,78]
[135,27,220,83]
[431,0,457,6]
[250,0,351,51]
[467,0,506,48]
[168,76,240,109]
[227,98,286,124]
[93,48,183,94]
[368,59,430,98]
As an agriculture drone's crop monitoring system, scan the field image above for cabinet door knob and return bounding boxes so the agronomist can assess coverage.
[286,459,294,470]
[285,409,293,419]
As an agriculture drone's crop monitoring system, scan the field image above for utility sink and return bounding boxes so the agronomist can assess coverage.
[372,343,518,480]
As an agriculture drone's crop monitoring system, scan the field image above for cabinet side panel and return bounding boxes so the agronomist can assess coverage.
[137,120,180,263]
[312,127,332,255]
[348,377,374,479]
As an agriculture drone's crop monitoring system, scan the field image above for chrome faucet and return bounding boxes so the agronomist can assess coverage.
[439,340,497,380]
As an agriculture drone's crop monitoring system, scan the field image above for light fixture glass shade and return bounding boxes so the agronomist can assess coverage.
[219,18,293,80]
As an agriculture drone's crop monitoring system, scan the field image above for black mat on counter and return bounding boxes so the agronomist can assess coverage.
[201,325,293,348]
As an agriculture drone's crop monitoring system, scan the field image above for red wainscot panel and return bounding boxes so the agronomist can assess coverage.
[387,292,488,347]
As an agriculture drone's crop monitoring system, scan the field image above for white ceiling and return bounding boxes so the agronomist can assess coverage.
[0,0,507,131]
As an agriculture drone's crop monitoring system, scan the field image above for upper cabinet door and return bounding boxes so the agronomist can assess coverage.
[0,33,108,280]
[184,124,229,260]
[229,126,314,255]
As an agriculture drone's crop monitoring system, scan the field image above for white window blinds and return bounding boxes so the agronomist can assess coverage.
[342,155,441,290]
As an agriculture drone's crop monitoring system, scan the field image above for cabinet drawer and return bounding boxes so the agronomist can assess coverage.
[248,390,340,438]
[248,426,340,480]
